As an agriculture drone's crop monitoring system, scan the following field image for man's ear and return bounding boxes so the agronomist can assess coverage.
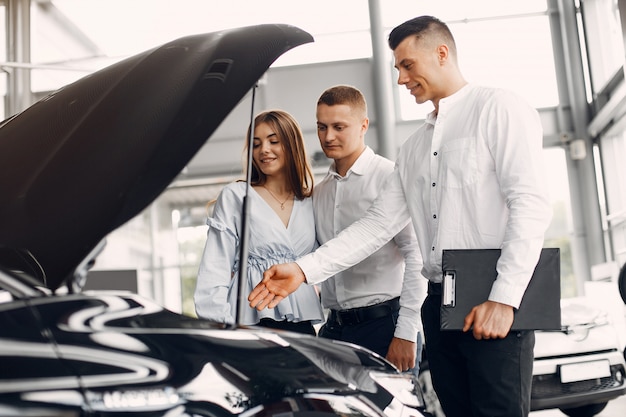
[437,44,450,64]
[362,117,369,134]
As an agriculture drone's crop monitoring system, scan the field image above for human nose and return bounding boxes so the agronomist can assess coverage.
[396,69,408,85]
[259,141,271,153]
[322,129,335,141]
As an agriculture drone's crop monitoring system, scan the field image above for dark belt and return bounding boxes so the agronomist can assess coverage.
[428,281,442,296]
[329,297,400,326]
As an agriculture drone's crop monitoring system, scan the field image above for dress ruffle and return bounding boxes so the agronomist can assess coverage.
[229,250,323,325]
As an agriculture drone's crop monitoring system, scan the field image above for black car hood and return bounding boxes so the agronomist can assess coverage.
[1,291,402,414]
[0,24,313,290]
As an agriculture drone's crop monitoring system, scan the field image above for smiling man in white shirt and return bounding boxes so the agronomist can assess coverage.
[313,85,425,373]
[250,16,553,417]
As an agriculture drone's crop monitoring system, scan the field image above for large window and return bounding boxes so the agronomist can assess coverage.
[580,0,626,275]
[34,0,560,109]
[31,0,374,93]
[383,1,558,120]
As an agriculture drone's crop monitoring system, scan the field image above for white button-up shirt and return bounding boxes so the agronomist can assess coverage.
[313,147,425,342]
[298,84,553,308]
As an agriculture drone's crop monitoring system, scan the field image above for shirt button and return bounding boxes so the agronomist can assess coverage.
[433,151,438,156]
[432,246,435,251]
[433,214,437,219]
[432,182,436,187]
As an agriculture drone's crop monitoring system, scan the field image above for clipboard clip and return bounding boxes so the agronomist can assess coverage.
[443,271,456,307]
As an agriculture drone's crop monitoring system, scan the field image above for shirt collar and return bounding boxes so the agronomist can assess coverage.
[328,146,374,179]
[426,83,474,125]
[439,83,473,108]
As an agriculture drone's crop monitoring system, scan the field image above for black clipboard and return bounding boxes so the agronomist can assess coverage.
[440,248,561,331]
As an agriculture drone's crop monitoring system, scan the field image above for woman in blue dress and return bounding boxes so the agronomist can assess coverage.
[194,110,324,334]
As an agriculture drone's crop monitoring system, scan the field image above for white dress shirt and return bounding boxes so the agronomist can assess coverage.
[313,147,425,342]
[298,84,553,308]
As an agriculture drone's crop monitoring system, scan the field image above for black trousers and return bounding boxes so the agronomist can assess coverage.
[257,318,316,335]
[319,307,399,357]
[422,288,534,417]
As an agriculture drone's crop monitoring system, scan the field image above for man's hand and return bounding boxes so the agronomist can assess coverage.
[248,262,306,310]
[385,337,416,372]
[462,300,514,340]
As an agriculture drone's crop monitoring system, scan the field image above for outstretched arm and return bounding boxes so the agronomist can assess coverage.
[251,170,411,310]
[248,262,306,310]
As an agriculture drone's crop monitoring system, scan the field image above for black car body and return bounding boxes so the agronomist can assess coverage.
[0,24,428,417]
[0,273,423,416]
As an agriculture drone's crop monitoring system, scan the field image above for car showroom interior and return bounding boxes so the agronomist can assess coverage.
[1,1,626,416]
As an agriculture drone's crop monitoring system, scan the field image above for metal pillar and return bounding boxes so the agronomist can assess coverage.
[5,0,31,116]
[549,0,606,288]
[367,0,396,160]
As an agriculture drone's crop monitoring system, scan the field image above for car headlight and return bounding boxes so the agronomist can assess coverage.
[87,387,182,411]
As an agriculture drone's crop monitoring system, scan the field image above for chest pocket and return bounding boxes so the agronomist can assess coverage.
[440,137,478,188]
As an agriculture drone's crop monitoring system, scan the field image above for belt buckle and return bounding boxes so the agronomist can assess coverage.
[337,310,359,326]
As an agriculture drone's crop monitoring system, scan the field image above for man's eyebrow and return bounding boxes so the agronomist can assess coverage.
[395,58,409,69]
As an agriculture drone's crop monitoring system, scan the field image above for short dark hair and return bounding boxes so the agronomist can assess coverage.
[388,15,457,57]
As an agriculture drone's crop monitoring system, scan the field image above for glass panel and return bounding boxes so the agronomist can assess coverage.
[451,15,558,108]
[0,4,5,60]
[177,224,210,317]
[0,71,5,121]
[580,0,625,92]
[599,131,626,266]
[543,147,577,298]
[31,1,105,91]
[0,4,6,119]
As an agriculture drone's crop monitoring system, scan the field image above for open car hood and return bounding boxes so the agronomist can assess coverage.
[0,24,313,291]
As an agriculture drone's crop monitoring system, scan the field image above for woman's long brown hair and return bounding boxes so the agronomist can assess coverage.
[244,109,314,200]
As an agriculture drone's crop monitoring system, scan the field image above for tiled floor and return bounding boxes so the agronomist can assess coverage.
[530,394,626,416]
